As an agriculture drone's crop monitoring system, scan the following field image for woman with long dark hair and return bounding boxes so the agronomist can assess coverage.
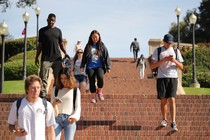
[80,30,111,103]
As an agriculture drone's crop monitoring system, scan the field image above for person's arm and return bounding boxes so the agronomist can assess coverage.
[35,43,42,67]
[80,45,88,71]
[59,41,67,56]
[9,124,27,137]
[46,125,55,140]
[171,58,183,70]
[69,88,81,123]
[130,42,133,52]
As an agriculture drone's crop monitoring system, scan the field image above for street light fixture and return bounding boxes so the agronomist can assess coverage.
[189,13,200,88]
[34,6,41,48]
[0,21,8,93]
[175,7,181,49]
[22,11,30,80]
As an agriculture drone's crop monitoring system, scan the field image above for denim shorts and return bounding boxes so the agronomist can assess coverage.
[74,74,87,83]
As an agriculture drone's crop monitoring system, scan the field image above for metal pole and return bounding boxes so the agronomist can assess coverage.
[177,15,180,49]
[23,21,27,80]
[0,35,5,93]
[192,24,197,83]
[36,14,39,48]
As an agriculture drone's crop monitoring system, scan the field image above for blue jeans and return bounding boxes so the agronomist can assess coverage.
[55,114,76,140]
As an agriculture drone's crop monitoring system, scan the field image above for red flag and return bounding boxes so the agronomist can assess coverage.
[22,28,26,35]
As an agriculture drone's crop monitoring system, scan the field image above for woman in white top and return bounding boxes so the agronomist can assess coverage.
[51,68,81,140]
[136,54,146,79]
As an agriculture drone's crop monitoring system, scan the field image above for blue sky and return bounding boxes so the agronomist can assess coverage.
[1,0,201,58]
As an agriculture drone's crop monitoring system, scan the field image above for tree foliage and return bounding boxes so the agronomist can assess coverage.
[0,0,36,12]
[169,0,210,44]
[198,0,210,42]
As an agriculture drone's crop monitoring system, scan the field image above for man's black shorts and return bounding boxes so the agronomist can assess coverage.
[157,78,178,99]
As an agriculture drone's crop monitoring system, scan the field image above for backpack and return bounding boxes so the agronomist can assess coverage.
[54,87,77,110]
[152,47,178,77]
[16,98,47,119]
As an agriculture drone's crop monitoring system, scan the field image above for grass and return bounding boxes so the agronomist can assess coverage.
[2,80,210,95]
[4,80,25,94]
[183,87,210,95]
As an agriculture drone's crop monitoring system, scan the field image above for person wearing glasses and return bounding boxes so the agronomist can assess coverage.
[73,49,88,94]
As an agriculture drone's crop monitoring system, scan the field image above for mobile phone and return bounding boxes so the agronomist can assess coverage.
[20,128,26,133]
[54,97,62,103]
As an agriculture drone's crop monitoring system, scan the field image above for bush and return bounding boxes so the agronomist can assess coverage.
[4,50,39,80]
[1,37,36,62]
[182,47,210,88]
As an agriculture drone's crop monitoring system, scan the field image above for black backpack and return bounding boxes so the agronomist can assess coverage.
[152,47,178,77]
[54,87,77,110]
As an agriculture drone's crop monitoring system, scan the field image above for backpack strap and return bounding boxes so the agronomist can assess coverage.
[42,98,47,115]
[55,86,59,97]
[73,87,77,110]
[16,98,22,118]
[173,48,178,60]
[157,47,161,61]
[153,47,161,77]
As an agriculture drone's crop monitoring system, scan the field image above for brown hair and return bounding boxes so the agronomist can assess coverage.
[25,75,42,94]
[56,68,77,89]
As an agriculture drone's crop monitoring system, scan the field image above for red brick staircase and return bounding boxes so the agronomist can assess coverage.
[0,58,209,140]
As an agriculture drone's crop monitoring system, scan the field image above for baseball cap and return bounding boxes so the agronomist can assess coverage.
[163,34,174,44]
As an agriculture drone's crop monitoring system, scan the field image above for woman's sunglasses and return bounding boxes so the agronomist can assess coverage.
[77,52,83,54]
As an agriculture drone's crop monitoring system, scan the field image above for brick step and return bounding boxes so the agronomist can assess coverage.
[0,95,209,140]
[73,95,209,139]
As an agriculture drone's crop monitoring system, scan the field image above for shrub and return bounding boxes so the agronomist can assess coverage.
[4,50,39,80]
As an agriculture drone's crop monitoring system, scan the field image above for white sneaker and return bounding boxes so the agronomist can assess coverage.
[160,120,167,127]
[171,122,178,131]
[91,98,97,104]
[97,91,104,101]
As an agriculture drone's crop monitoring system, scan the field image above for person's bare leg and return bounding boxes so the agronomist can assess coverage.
[79,82,87,94]
[161,98,168,121]
[168,97,176,123]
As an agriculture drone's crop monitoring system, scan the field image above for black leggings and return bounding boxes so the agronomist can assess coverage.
[86,68,104,93]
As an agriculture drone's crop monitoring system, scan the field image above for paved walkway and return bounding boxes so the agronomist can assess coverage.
[103,58,156,95]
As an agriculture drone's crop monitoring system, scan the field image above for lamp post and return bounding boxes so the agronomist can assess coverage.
[0,21,8,93]
[22,12,30,80]
[189,13,200,88]
[175,7,181,49]
[34,6,40,48]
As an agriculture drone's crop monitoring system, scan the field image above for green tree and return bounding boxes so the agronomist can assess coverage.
[0,0,36,12]
[198,0,210,42]
[169,0,210,44]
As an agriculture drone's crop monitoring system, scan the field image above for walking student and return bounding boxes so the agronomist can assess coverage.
[8,75,55,140]
[35,13,68,98]
[150,34,184,131]
[130,38,140,62]
[73,49,88,94]
[136,54,146,79]
[51,68,81,140]
[80,30,111,104]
